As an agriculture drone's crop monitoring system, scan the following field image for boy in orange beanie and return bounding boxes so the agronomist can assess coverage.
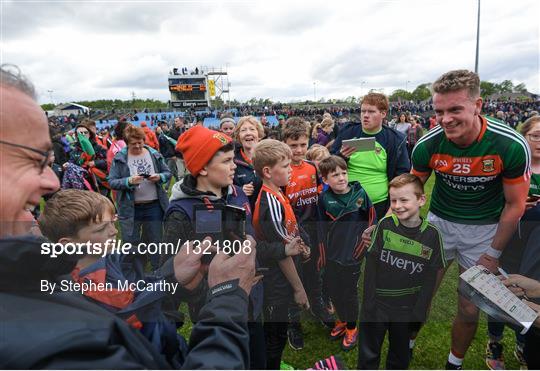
[163,126,266,369]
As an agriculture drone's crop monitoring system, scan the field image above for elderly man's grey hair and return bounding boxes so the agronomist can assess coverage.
[0,64,36,100]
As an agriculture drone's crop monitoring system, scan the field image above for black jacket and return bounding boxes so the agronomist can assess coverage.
[0,235,250,369]
[158,132,177,159]
[169,126,188,158]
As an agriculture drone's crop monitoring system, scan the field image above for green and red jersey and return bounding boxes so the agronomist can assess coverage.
[412,116,530,223]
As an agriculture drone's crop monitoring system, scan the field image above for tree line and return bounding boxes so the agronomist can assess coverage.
[41,80,530,111]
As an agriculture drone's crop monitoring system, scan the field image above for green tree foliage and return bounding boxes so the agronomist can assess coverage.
[480,81,497,97]
[211,96,225,109]
[41,103,54,111]
[411,83,431,101]
[496,79,514,93]
[389,89,412,101]
[513,83,527,94]
[65,98,168,111]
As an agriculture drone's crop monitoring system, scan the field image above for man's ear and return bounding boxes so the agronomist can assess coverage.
[474,96,483,115]
[199,167,208,177]
[381,111,387,119]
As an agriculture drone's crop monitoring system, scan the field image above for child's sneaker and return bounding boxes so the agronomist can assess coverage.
[287,325,304,350]
[485,341,505,370]
[445,361,463,370]
[514,343,528,370]
[341,327,358,351]
[329,320,347,340]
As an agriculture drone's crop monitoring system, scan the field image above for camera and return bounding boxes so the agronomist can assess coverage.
[193,204,246,242]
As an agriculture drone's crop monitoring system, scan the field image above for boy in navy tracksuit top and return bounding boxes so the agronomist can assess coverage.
[317,155,376,351]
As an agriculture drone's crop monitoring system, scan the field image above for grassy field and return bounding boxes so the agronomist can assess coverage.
[177,175,522,370]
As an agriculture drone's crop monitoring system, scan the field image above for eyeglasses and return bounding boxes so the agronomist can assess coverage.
[0,140,53,174]
[527,133,540,142]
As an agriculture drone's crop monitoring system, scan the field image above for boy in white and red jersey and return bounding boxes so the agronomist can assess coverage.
[252,139,310,370]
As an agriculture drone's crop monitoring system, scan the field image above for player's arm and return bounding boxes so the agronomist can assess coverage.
[413,172,430,184]
[478,139,530,272]
[488,180,529,252]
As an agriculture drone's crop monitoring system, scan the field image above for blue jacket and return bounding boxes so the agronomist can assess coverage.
[108,146,171,237]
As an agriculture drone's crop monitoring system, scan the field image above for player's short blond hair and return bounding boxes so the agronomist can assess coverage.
[432,69,480,99]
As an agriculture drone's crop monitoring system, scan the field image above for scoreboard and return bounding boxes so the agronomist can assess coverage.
[169,76,209,108]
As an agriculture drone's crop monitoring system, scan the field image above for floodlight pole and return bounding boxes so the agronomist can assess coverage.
[475,0,480,73]
[47,90,54,105]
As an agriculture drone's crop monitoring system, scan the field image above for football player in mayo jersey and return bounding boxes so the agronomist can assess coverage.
[411,69,530,369]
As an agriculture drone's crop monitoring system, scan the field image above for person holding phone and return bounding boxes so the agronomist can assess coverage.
[108,125,171,270]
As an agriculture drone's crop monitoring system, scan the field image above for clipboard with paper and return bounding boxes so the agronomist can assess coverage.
[342,137,376,153]
[459,265,538,334]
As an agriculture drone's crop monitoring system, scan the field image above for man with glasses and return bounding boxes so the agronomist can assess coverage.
[0,64,256,369]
